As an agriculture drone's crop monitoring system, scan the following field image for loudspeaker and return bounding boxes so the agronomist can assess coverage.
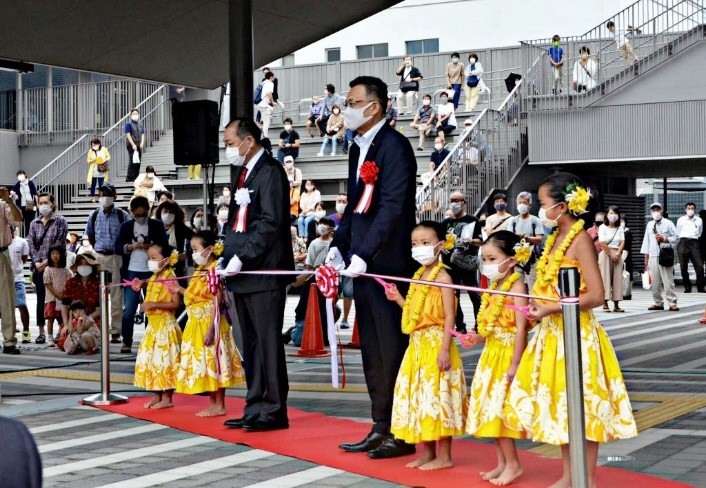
[172,100,220,166]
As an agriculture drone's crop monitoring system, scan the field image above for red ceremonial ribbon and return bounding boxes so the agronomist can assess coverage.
[316,265,345,388]
[122,278,142,292]
[233,206,248,233]
[506,303,532,319]
[354,161,378,214]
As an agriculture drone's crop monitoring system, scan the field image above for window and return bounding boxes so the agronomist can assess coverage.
[326,48,341,63]
[281,54,295,68]
[406,38,440,55]
[356,43,389,60]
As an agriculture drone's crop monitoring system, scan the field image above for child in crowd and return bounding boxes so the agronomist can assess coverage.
[61,300,100,355]
[386,221,466,470]
[134,243,183,409]
[504,173,638,488]
[43,245,72,347]
[548,34,565,94]
[176,231,244,417]
[465,231,529,486]
[8,227,31,343]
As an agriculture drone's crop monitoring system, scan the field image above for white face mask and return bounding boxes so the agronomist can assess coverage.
[686,209,695,217]
[411,244,440,266]
[226,140,249,166]
[147,260,161,272]
[77,265,93,277]
[607,214,619,224]
[193,217,202,229]
[469,58,477,64]
[99,196,114,208]
[284,124,292,131]
[193,249,210,266]
[538,203,563,229]
[223,190,230,197]
[317,224,329,236]
[39,204,53,216]
[343,102,373,132]
[161,213,175,225]
[652,211,662,221]
[218,209,229,221]
[92,145,100,151]
[314,210,326,219]
[17,174,26,182]
[422,99,431,106]
[285,162,294,169]
[336,203,347,214]
[517,203,530,215]
[481,258,511,282]
[131,114,139,122]
[451,57,459,63]
[82,240,90,247]
[434,143,443,151]
[306,185,314,192]
[449,202,463,215]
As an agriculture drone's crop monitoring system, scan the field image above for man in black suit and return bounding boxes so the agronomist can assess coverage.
[0,417,42,488]
[328,76,418,459]
[220,118,294,432]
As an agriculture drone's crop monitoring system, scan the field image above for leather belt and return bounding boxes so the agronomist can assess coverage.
[96,250,115,256]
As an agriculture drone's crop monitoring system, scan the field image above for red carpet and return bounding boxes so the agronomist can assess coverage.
[97,395,693,488]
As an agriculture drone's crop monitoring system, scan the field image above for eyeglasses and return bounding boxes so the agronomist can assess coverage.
[345,99,376,108]
[449,198,465,203]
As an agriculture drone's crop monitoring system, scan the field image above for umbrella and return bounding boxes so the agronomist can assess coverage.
[504,73,523,93]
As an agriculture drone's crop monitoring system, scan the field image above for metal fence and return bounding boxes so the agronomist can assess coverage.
[33,85,171,211]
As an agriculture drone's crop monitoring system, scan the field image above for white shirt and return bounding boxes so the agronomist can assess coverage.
[573,59,598,90]
[437,103,457,128]
[640,218,678,257]
[612,29,629,48]
[598,224,625,249]
[9,235,29,281]
[19,182,32,206]
[676,215,703,239]
[258,80,274,108]
[354,118,387,181]
[128,221,150,272]
[245,147,265,175]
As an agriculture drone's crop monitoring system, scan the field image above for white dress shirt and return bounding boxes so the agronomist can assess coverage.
[353,118,387,181]
[676,215,703,240]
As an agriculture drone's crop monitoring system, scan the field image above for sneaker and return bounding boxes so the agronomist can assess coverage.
[316,152,324,157]
[647,304,664,311]
[120,344,131,354]
[330,152,336,156]
[339,320,350,330]
[2,345,20,355]
[110,334,121,344]
[48,335,56,347]
[21,331,31,344]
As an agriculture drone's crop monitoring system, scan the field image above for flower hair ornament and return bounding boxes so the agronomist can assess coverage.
[213,240,225,257]
[564,183,591,216]
[443,233,456,252]
[168,249,179,266]
[513,239,532,265]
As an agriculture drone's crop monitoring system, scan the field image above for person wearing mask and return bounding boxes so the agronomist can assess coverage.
[133,165,167,204]
[217,186,231,206]
[86,138,111,202]
[116,196,169,353]
[316,84,342,137]
[125,108,145,182]
[548,35,565,94]
[277,118,301,162]
[317,105,344,156]
[189,208,217,234]
[395,55,423,115]
[327,193,348,228]
[641,202,679,311]
[1,188,23,355]
[283,156,302,189]
[485,193,512,235]
[442,191,482,332]
[446,52,465,110]
[66,232,80,254]
[155,199,193,278]
[435,92,457,145]
[676,202,704,293]
[326,194,353,329]
[27,193,68,345]
[216,203,230,236]
[306,95,324,137]
[430,137,449,170]
[507,191,544,287]
[257,71,276,139]
[410,94,437,151]
[289,175,301,224]
[10,170,37,236]
[573,46,599,93]
[464,53,484,112]
[77,235,93,255]
[598,206,626,312]
[384,96,398,128]
[9,226,31,344]
[296,180,322,239]
[587,212,605,254]
[85,184,130,343]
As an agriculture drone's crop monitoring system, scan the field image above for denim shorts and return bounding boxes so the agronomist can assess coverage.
[14,281,26,307]
[340,276,354,299]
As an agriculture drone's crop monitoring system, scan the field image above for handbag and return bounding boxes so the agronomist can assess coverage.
[399,70,417,92]
[466,64,480,87]
[658,246,674,267]
[450,249,480,271]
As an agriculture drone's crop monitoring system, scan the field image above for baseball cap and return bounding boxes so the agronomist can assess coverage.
[284,155,294,163]
[98,183,117,196]
[650,202,662,209]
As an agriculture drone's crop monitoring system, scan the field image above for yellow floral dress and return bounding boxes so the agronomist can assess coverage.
[176,262,244,394]
[134,269,182,391]
[391,286,467,443]
[466,296,524,439]
[503,256,638,445]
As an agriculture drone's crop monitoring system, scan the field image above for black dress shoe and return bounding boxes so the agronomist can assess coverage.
[2,345,20,355]
[243,418,289,432]
[367,436,415,459]
[339,432,386,453]
[224,415,257,429]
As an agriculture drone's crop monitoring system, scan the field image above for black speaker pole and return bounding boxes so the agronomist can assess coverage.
[229,0,254,120]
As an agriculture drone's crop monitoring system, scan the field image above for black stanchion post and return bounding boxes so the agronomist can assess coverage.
[559,266,588,488]
[82,270,128,406]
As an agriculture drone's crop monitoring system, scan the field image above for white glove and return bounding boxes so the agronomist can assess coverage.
[340,254,367,278]
[216,254,243,277]
[325,247,345,271]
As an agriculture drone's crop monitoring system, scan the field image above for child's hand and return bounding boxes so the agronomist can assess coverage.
[526,301,553,322]
[204,325,215,346]
[437,350,451,371]
[141,302,151,313]
[506,364,518,383]
[384,284,401,302]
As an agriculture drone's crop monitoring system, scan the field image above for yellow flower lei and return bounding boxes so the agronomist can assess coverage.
[536,219,585,286]
[476,271,522,337]
[401,261,445,334]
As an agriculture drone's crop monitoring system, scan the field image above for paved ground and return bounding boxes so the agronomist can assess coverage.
[1,288,706,487]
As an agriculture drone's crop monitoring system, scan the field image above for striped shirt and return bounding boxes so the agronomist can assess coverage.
[27,215,68,263]
[85,207,130,253]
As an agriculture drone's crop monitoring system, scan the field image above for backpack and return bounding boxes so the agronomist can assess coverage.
[90,208,126,238]
[253,82,263,104]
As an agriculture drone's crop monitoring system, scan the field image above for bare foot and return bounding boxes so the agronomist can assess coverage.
[481,464,505,481]
[419,458,454,471]
[406,454,435,468]
[490,464,523,486]
[546,475,571,488]
[151,399,174,410]
[144,397,161,409]
[195,406,226,417]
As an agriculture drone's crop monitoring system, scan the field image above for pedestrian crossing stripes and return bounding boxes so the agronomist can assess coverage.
[38,424,166,454]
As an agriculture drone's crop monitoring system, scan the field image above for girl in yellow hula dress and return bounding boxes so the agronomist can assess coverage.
[504,173,637,488]
[176,231,244,417]
[134,244,182,409]
[465,231,529,486]
[387,221,466,471]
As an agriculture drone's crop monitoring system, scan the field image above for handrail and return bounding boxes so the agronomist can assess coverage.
[101,84,167,138]
[33,135,89,182]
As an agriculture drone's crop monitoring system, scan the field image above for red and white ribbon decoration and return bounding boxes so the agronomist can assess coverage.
[316,265,344,389]
[206,267,223,375]
[233,188,251,233]
[354,161,378,214]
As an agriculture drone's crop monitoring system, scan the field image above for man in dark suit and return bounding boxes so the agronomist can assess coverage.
[0,417,42,488]
[328,76,418,459]
[220,118,294,432]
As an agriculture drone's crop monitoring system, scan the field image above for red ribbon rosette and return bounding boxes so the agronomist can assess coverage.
[315,265,339,299]
[206,267,221,295]
[354,161,379,214]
